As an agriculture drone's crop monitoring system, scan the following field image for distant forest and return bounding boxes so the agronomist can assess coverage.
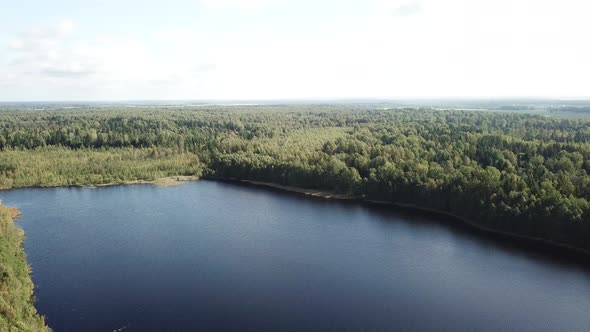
[1,106,590,252]
[550,106,590,113]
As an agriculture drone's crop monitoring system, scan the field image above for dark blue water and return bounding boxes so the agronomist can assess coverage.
[2,180,590,331]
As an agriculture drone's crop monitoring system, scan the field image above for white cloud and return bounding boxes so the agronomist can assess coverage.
[392,2,422,17]
[199,0,271,10]
[2,1,590,100]
[376,0,423,17]
[6,20,99,80]
[57,20,74,34]
[2,21,219,99]
[154,27,208,44]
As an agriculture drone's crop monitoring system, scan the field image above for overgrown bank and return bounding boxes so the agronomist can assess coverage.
[0,203,50,332]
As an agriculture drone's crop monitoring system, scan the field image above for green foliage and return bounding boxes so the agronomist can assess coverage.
[2,105,590,330]
[0,147,203,189]
[0,203,51,332]
[1,106,589,252]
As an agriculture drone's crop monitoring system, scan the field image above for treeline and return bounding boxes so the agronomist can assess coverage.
[550,106,590,114]
[0,202,51,331]
[0,147,202,189]
[1,106,589,251]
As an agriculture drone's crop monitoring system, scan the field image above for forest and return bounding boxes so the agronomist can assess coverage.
[1,105,589,252]
[2,105,590,330]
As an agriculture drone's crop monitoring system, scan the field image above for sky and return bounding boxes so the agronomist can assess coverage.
[0,0,589,101]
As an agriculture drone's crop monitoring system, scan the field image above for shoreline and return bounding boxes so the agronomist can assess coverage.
[0,175,199,191]
[90,175,199,188]
[0,204,51,331]
[2,175,588,331]
[231,179,590,259]
[3,175,589,259]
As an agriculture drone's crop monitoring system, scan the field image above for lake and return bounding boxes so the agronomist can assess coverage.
[2,180,590,331]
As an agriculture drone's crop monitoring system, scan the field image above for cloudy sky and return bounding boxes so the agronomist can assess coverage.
[1,0,588,101]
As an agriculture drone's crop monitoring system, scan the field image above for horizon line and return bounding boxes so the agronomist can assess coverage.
[1,96,590,104]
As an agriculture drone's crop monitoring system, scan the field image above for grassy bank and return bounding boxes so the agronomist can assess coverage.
[0,203,50,332]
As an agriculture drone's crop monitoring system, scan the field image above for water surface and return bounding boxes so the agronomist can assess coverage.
[2,180,590,331]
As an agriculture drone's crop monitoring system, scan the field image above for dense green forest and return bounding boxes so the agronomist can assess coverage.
[2,105,590,329]
[1,106,589,252]
[0,106,589,244]
[0,202,50,332]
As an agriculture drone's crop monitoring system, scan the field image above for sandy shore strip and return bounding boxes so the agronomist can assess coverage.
[241,180,358,200]
[236,179,590,258]
[91,176,199,188]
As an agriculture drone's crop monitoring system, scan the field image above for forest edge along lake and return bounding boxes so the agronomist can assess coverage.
[215,178,590,260]
[10,174,590,259]
[2,179,590,331]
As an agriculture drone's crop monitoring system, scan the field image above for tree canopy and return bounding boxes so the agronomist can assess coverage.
[1,105,589,251]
